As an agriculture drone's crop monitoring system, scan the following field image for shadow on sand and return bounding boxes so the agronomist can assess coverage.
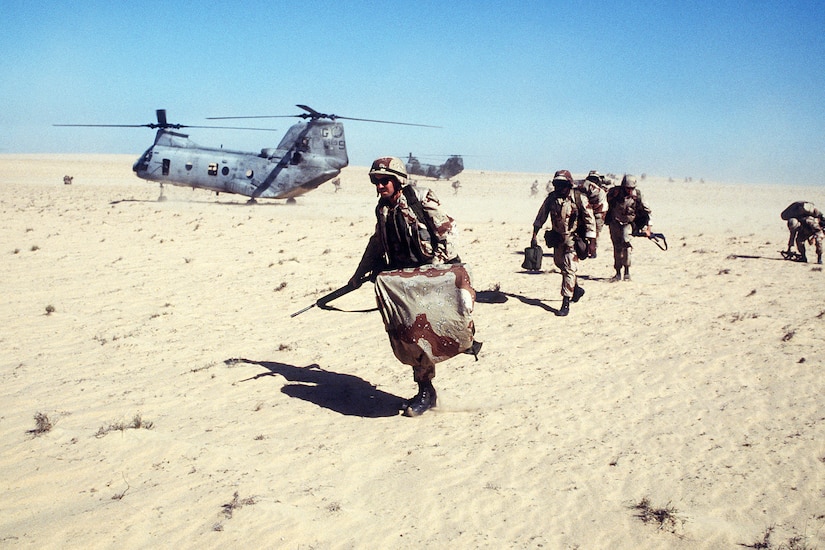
[728,254,787,262]
[475,288,559,314]
[226,358,402,418]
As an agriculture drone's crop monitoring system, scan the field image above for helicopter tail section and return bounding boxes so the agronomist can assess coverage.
[274,120,348,169]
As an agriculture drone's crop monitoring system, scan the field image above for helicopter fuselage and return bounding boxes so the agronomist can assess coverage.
[133,120,348,199]
[406,154,464,180]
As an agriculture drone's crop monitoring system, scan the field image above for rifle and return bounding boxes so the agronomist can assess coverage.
[632,229,668,251]
[290,276,370,318]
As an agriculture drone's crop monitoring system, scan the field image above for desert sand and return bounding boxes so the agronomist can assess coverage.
[1,154,823,549]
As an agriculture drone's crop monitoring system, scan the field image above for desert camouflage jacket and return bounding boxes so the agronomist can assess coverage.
[606,187,652,226]
[575,180,607,219]
[533,189,597,248]
[354,185,459,278]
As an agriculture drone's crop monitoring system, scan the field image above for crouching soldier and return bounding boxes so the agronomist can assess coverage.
[782,201,825,264]
[787,217,824,264]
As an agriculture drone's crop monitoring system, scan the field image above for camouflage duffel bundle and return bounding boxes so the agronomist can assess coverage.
[374,263,476,368]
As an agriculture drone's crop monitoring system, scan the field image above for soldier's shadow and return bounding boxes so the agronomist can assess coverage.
[227,358,402,418]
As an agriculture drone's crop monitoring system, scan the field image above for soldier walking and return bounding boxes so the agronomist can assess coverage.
[349,156,472,417]
[575,170,608,257]
[530,170,596,316]
[605,174,652,282]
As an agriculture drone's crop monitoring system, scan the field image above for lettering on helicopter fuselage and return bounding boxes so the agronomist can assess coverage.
[323,139,346,151]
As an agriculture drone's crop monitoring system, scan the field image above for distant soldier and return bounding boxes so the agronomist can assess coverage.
[575,171,608,256]
[63,175,73,185]
[781,201,825,264]
[451,179,461,195]
[530,170,596,316]
[530,179,539,196]
[331,177,341,193]
[349,156,476,417]
[604,174,652,282]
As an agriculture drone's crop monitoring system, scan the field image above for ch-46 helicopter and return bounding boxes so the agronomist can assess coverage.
[55,105,437,203]
[405,153,464,180]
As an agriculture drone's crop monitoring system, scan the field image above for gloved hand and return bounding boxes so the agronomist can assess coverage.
[587,239,598,258]
[530,236,538,248]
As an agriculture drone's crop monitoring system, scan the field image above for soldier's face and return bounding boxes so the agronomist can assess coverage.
[373,176,398,199]
[554,182,572,197]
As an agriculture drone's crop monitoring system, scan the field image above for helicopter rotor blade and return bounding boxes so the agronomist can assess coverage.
[156,109,168,126]
[53,123,279,132]
[53,123,157,128]
[207,104,441,128]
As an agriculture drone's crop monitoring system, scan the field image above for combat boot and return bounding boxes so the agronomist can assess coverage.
[623,267,631,281]
[818,253,822,265]
[404,381,437,417]
[572,285,585,303]
[609,269,622,283]
[557,296,570,316]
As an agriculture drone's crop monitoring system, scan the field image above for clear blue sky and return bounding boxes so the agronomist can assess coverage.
[2,0,823,184]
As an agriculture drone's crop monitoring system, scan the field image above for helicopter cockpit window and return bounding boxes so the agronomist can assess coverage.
[208,163,218,176]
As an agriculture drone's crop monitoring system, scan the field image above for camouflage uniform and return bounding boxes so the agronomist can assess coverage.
[353,185,459,276]
[353,184,461,383]
[787,217,824,263]
[532,180,596,299]
[575,174,608,238]
[781,201,825,263]
[605,175,652,279]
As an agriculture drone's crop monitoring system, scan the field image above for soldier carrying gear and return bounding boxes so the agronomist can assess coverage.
[530,169,597,316]
[350,156,477,417]
[575,170,608,253]
[605,174,652,282]
[782,202,824,264]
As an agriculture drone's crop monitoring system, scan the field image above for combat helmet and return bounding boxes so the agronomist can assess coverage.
[586,170,604,184]
[552,169,574,188]
[621,174,637,189]
[369,156,407,183]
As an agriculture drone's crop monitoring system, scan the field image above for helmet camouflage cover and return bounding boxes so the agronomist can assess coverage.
[621,174,637,188]
[369,156,408,183]
[552,169,574,187]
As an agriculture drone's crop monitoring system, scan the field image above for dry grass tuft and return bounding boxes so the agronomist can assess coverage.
[221,491,257,519]
[741,525,814,550]
[631,497,684,535]
[27,412,53,436]
[95,413,154,438]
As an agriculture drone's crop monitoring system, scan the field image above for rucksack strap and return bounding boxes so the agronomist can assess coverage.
[402,185,440,253]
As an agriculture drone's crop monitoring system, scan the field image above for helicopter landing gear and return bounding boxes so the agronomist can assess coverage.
[286,197,297,205]
[157,183,167,202]
[246,198,258,205]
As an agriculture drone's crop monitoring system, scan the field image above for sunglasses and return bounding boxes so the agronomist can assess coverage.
[371,176,396,187]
